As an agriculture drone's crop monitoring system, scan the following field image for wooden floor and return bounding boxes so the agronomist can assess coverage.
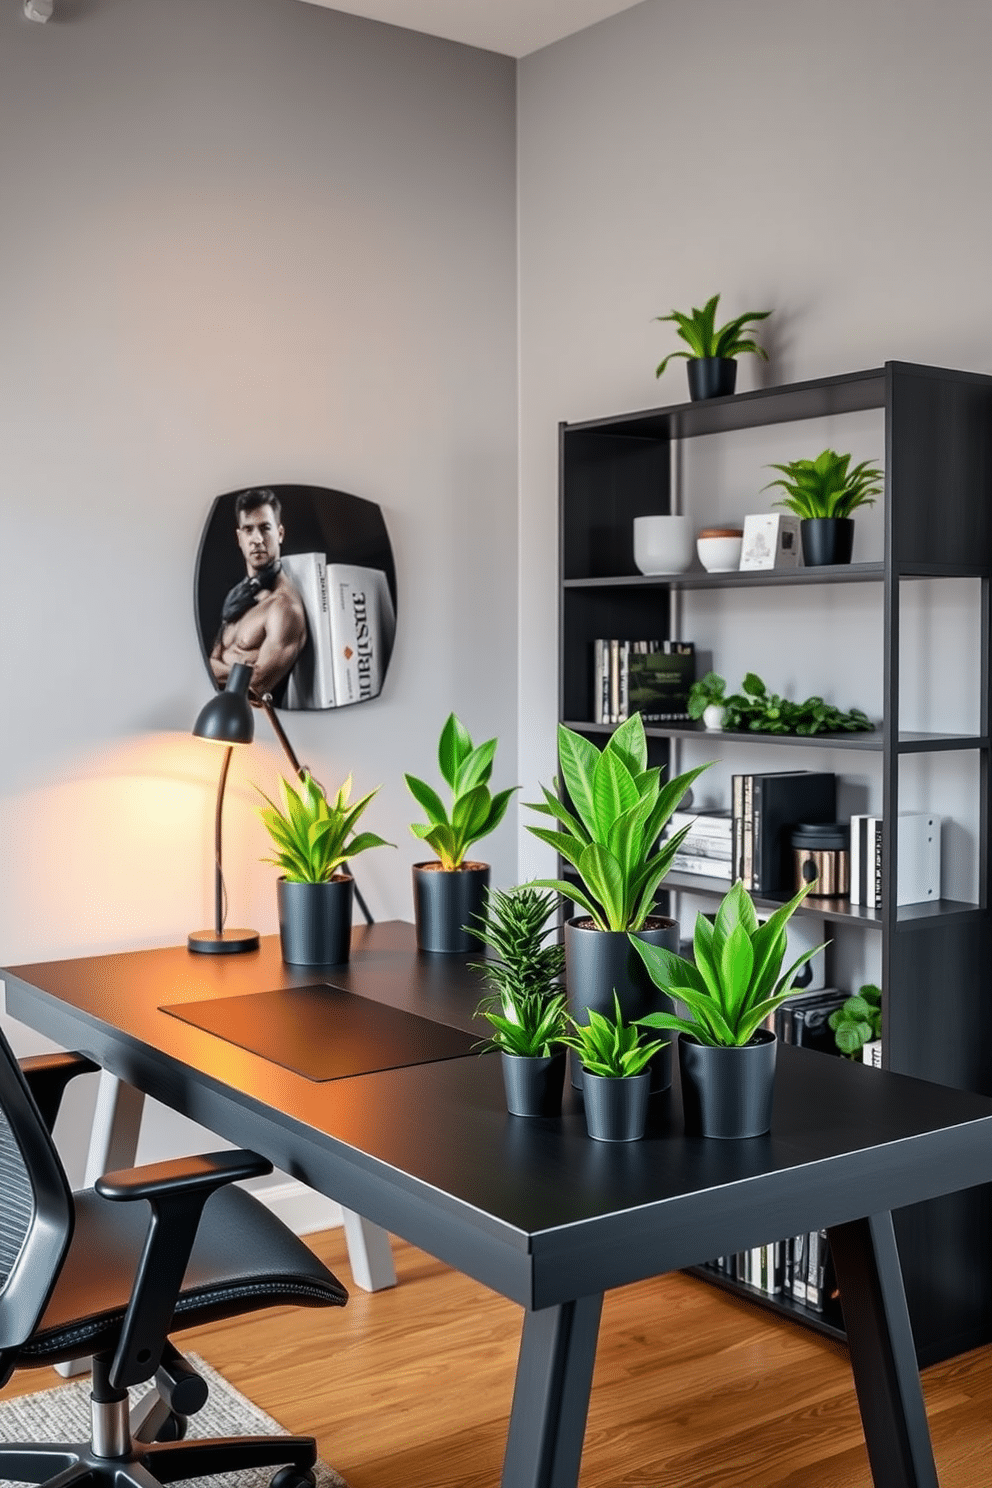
[6,1227,992,1487]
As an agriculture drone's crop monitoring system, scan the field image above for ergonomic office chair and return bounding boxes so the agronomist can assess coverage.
[0,1029,348,1488]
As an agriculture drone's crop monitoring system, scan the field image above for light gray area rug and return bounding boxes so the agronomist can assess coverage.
[0,1356,347,1488]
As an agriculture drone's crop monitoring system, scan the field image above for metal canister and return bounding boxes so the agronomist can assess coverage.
[791,822,850,897]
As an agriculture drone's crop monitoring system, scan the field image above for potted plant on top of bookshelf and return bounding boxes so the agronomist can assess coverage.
[526,714,710,1091]
[405,713,517,953]
[471,884,568,1117]
[562,994,667,1142]
[654,293,771,401]
[763,447,883,567]
[829,983,882,1064]
[257,772,393,966]
[633,879,822,1137]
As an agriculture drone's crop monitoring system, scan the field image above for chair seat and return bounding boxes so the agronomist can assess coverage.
[17,1184,346,1366]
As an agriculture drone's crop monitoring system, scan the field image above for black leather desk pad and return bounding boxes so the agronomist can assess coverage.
[161,983,476,1082]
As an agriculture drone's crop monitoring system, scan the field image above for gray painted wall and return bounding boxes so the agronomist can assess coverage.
[517,0,992,986]
[0,0,518,1176]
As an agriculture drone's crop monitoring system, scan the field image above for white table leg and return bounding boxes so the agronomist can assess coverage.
[56,1073,147,1376]
[341,1208,397,1291]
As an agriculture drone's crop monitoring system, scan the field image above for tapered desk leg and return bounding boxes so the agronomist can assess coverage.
[501,1294,603,1488]
[828,1213,939,1488]
[341,1207,397,1291]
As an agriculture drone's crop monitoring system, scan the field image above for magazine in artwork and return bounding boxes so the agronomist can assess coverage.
[280,554,396,710]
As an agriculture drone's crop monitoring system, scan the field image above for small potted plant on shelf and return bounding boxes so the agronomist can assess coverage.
[688,670,873,737]
[562,993,667,1142]
[654,292,771,401]
[829,983,882,1064]
[633,879,823,1137]
[405,713,517,953]
[257,773,393,966]
[687,671,727,731]
[763,447,883,567]
[526,713,710,1091]
[472,885,568,1118]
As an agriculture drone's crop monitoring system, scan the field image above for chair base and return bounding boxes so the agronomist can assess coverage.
[0,1432,317,1488]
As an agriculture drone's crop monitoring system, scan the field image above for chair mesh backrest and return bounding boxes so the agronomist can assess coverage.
[0,1028,73,1351]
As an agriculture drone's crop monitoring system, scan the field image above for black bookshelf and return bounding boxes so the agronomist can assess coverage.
[558,360,992,1368]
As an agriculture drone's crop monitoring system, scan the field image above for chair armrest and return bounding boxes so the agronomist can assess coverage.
[94,1149,273,1391]
[20,1051,98,1132]
[95,1148,272,1201]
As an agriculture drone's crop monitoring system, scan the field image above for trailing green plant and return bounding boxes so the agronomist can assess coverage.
[472,885,568,1058]
[525,714,710,932]
[633,879,824,1048]
[687,670,873,736]
[257,773,392,884]
[654,293,771,378]
[764,448,883,519]
[406,713,517,871]
[562,992,668,1079]
[829,983,882,1059]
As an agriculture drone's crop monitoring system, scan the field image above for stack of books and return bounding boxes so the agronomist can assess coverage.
[592,639,695,725]
[666,810,733,880]
[731,770,836,894]
[704,1231,838,1316]
[774,987,848,1053]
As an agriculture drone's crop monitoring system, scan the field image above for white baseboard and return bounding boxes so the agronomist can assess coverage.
[254,1177,343,1235]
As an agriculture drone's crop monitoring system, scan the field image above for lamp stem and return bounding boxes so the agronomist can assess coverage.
[214,745,233,937]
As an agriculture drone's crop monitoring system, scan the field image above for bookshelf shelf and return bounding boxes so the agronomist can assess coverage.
[558,360,992,1368]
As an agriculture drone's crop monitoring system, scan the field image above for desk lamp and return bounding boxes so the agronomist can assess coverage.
[189,668,373,954]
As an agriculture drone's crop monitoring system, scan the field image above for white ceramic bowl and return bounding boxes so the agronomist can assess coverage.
[633,515,694,575]
[696,531,743,572]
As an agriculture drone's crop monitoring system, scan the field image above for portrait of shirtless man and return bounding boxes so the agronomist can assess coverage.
[210,489,307,698]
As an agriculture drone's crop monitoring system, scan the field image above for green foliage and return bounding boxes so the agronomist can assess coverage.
[406,713,517,871]
[257,773,392,884]
[829,983,882,1059]
[563,992,667,1079]
[633,879,824,1048]
[764,448,883,519]
[654,293,771,378]
[686,671,727,717]
[472,885,568,1058]
[687,670,873,737]
[525,714,711,932]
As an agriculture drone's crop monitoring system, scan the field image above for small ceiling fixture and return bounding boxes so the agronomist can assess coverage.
[24,0,53,20]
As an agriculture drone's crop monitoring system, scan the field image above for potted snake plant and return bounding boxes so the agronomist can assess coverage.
[764,447,883,566]
[526,714,710,1091]
[654,293,771,401]
[258,772,393,966]
[562,994,667,1141]
[405,713,517,952]
[633,879,822,1137]
[472,885,568,1117]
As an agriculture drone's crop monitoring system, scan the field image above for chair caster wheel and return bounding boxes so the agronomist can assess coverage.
[155,1411,189,1442]
[270,1470,315,1488]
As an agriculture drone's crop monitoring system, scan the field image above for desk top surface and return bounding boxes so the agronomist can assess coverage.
[6,921,992,1307]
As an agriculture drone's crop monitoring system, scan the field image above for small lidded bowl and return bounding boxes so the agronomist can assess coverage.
[696,527,744,572]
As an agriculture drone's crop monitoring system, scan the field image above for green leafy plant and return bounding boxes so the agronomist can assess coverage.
[829,983,882,1059]
[654,293,771,378]
[633,879,824,1048]
[525,714,710,932]
[687,671,873,737]
[257,773,392,884]
[406,713,517,871]
[764,448,883,519]
[472,886,568,1058]
[562,992,668,1079]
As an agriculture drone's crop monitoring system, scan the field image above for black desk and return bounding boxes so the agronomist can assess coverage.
[6,920,992,1488]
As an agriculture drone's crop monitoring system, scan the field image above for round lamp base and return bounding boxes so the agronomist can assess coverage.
[187,928,261,955]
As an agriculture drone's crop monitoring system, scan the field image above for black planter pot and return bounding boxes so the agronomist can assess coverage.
[500,1049,567,1118]
[564,918,679,1092]
[581,1068,651,1142]
[412,861,490,953]
[800,517,855,567]
[678,1029,777,1138]
[686,357,737,401]
[277,875,353,967]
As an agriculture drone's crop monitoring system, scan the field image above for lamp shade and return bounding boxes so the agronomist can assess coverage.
[193,663,255,746]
